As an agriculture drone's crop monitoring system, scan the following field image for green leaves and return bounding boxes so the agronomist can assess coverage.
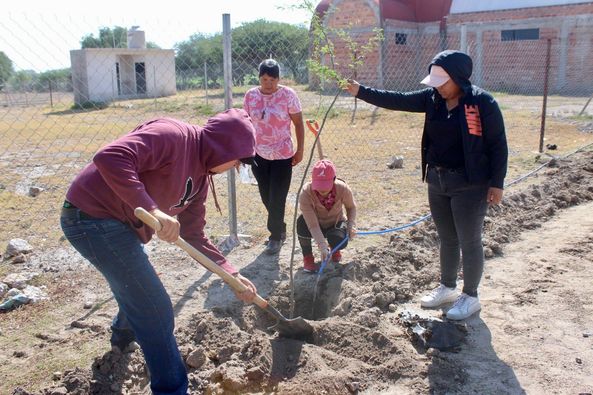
[308,9,384,85]
[174,20,310,85]
[80,26,127,49]
[0,51,13,89]
[80,26,158,49]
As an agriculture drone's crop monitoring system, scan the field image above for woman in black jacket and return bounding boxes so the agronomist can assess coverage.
[345,50,508,320]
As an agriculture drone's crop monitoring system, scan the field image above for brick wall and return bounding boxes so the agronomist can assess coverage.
[331,32,382,83]
[449,3,593,94]
[314,0,593,95]
[382,20,443,90]
[326,0,378,29]
[312,0,381,89]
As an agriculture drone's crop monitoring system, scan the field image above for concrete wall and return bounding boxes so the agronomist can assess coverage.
[70,51,89,105]
[86,51,118,102]
[70,48,176,105]
[146,51,177,97]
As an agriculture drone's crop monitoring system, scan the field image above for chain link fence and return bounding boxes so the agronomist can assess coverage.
[1,12,592,253]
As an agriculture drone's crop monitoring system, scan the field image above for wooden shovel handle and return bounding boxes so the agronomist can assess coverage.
[306,119,324,159]
[306,119,319,136]
[134,207,268,309]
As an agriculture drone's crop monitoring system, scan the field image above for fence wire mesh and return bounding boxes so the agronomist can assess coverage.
[1,12,592,252]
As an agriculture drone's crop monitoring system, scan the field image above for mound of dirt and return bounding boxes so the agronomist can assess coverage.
[17,150,593,394]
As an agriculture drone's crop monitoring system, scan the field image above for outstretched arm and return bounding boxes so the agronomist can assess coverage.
[344,79,430,113]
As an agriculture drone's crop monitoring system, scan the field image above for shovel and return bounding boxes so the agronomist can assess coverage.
[306,119,325,159]
[134,207,313,340]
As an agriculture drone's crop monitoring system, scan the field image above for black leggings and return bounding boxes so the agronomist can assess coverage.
[251,155,292,241]
[426,167,489,297]
[296,214,348,256]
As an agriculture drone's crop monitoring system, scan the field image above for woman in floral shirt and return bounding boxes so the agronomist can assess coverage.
[243,59,305,254]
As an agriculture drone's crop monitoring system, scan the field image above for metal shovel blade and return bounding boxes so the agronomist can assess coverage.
[264,303,314,340]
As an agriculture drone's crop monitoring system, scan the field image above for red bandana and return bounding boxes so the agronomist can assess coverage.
[315,186,336,211]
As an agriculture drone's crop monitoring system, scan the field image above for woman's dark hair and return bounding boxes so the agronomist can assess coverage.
[258,59,280,79]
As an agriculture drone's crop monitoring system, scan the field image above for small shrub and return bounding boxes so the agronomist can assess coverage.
[71,101,109,110]
[193,103,216,116]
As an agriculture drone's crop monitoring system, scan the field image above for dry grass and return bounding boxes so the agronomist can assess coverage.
[0,87,592,250]
[0,269,113,393]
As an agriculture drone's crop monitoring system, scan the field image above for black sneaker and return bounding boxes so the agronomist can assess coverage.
[111,341,140,354]
[264,239,282,255]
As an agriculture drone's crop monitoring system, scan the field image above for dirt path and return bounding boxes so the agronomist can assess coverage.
[450,200,593,394]
[5,150,593,395]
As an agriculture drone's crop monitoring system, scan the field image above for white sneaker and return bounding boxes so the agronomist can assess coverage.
[420,284,458,308]
[446,293,481,320]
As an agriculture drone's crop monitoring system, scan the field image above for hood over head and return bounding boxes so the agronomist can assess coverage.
[428,50,473,94]
[198,108,256,171]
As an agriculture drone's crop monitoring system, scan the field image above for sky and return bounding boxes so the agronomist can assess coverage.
[0,0,313,72]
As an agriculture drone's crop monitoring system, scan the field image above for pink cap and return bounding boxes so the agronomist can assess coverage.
[420,65,450,87]
[311,159,336,191]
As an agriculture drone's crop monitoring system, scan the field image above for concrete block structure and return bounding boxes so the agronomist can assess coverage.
[314,0,593,94]
[70,29,176,105]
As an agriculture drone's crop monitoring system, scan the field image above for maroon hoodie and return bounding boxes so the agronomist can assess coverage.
[65,108,256,274]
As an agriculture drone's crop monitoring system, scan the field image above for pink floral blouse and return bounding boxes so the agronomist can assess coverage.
[243,85,302,160]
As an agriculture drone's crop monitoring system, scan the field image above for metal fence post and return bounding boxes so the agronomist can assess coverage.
[223,13,238,242]
[539,39,552,153]
[49,80,53,108]
[204,61,209,107]
[153,65,157,110]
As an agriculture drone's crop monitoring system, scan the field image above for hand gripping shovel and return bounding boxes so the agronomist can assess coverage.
[134,208,313,340]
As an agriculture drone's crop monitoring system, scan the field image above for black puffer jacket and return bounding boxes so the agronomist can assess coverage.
[356,50,508,189]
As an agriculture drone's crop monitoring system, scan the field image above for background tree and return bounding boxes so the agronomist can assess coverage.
[8,70,35,91]
[0,51,14,90]
[175,33,224,89]
[37,68,72,92]
[81,26,127,48]
[81,26,159,49]
[231,19,309,84]
[174,20,309,89]
[4,68,71,92]
[175,33,223,70]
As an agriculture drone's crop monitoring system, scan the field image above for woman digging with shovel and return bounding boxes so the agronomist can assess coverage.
[60,109,258,395]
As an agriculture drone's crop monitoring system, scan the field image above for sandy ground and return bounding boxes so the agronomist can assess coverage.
[4,149,593,395]
[423,200,593,395]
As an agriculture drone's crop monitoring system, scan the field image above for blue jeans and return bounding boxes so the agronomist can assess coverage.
[60,210,188,395]
[426,167,489,297]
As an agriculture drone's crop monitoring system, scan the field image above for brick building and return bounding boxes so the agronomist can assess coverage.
[314,0,593,94]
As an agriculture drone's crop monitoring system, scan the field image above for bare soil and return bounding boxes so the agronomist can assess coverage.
[3,149,593,395]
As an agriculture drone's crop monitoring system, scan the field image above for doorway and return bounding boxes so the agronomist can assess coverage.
[135,62,146,94]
